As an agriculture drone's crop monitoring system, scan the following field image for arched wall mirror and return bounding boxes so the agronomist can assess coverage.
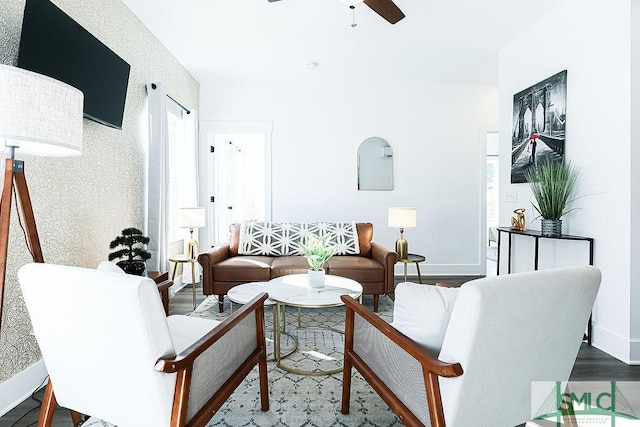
[357,137,394,190]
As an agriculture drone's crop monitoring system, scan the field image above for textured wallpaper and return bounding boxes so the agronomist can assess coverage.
[0,0,199,383]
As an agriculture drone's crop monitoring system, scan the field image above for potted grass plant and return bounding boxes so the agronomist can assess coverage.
[524,160,580,237]
[299,234,337,288]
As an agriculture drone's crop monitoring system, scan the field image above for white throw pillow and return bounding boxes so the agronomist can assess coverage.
[392,282,459,354]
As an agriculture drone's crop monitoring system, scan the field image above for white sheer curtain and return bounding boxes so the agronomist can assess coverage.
[146,82,200,282]
[179,109,202,283]
[145,82,169,272]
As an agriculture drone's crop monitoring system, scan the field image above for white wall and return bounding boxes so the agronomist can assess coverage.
[0,0,199,413]
[200,75,497,276]
[499,0,634,362]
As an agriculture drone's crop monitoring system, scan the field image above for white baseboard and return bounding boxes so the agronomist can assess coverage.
[0,360,48,417]
[393,263,486,277]
[591,323,632,364]
[629,339,640,365]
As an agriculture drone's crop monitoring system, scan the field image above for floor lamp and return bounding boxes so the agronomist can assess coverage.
[0,64,83,330]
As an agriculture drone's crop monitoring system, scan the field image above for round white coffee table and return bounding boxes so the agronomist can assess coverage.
[227,282,297,360]
[266,274,363,376]
[228,282,275,313]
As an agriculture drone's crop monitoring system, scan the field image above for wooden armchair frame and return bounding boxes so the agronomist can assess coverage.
[37,293,269,427]
[341,295,463,427]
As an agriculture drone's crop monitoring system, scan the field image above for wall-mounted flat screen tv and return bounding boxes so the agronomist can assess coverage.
[18,0,131,130]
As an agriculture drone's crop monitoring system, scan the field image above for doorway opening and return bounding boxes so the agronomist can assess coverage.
[199,122,273,250]
[213,134,266,244]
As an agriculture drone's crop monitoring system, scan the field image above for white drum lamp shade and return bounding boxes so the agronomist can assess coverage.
[388,207,417,260]
[0,64,83,157]
[0,64,83,333]
[388,207,417,229]
[178,207,206,229]
[179,207,205,259]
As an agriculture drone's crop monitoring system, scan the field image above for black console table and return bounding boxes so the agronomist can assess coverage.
[496,227,594,275]
[496,227,595,344]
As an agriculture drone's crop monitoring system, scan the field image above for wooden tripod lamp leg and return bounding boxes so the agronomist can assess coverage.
[0,158,44,329]
[0,158,16,328]
[13,160,44,263]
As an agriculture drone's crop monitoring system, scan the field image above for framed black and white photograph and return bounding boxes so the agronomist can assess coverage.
[511,70,567,183]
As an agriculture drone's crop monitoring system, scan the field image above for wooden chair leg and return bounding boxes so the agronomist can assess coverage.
[341,356,353,414]
[258,351,269,411]
[38,381,57,427]
[218,295,224,313]
[373,294,379,312]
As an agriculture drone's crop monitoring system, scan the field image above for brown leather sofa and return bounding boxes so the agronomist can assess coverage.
[198,222,398,312]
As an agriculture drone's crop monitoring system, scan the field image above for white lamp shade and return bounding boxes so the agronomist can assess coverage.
[0,64,83,157]
[388,207,417,228]
[178,207,206,229]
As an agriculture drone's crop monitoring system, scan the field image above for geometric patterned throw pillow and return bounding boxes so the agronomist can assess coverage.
[238,221,360,256]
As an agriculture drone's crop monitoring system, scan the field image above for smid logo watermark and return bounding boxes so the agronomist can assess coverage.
[530,381,640,426]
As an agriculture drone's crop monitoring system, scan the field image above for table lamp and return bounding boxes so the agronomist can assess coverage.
[388,207,417,260]
[178,207,206,259]
[0,64,83,329]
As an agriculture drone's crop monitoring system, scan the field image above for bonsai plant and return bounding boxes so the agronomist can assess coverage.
[108,227,152,275]
[299,234,337,288]
[524,160,580,237]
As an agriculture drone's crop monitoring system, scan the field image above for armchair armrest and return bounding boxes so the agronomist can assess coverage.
[370,242,399,294]
[197,245,231,295]
[341,295,462,427]
[156,293,269,426]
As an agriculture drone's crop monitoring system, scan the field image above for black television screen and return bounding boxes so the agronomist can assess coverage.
[18,0,131,129]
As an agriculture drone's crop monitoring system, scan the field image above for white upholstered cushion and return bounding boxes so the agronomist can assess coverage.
[392,282,459,355]
[167,315,221,354]
[391,282,459,354]
[96,260,125,274]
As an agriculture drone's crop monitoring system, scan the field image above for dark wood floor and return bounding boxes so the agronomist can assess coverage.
[3,276,640,426]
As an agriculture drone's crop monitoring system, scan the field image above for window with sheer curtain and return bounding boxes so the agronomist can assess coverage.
[146,82,198,273]
[167,110,198,245]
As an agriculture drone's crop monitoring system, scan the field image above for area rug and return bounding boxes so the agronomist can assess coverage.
[190,294,402,427]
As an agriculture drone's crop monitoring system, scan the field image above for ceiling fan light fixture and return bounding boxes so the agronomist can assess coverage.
[339,0,364,6]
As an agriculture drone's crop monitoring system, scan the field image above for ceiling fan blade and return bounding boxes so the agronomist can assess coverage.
[363,0,405,24]
[267,0,281,2]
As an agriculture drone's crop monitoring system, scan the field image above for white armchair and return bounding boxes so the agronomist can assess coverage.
[19,263,269,427]
[341,266,601,427]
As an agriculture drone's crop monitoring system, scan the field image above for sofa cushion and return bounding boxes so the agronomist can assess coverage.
[238,221,360,256]
[271,256,312,278]
[213,256,273,282]
[391,282,459,354]
[327,256,384,283]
